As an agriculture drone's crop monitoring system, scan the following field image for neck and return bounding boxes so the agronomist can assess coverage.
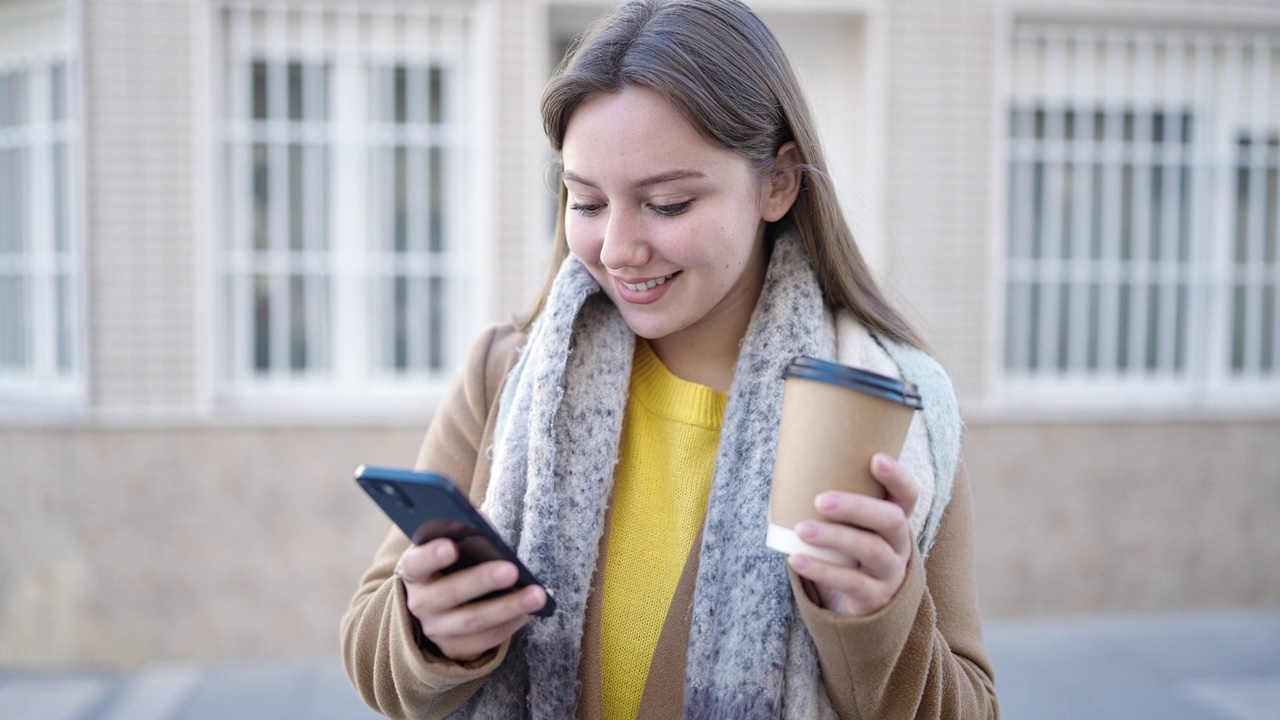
[648,335,741,393]
[648,276,761,392]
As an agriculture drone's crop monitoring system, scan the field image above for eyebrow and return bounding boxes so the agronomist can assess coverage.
[561,169,707,189]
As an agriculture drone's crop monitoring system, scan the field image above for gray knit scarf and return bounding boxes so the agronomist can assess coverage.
[456,234,961,719]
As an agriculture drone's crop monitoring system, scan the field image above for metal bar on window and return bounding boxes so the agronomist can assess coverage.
[1183,33,1215,388]
[416,10,437,372]
[302,9,329,372]
[28,64,54,381]
[1067,29,1097,376]
[1035,31,1067,373]
[266,8,290,374]
[441,13,469,369]
[1156,33,1188,376]
[1271,137,1280,375]
[406,63,430,370]
[1241,37,1272,377]
[1126,32,1157,375]
[1096,31,1127,376]
[1211,37,1243,382]
[1270,39,1280,375]
[1006,32,1037,375]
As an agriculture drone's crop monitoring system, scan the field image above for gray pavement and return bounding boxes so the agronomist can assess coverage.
[1,609,1277,719]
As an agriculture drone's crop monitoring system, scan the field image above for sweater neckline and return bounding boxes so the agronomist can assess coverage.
[631,340,728,430]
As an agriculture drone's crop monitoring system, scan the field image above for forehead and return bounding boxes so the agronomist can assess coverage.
[561,86,747,181]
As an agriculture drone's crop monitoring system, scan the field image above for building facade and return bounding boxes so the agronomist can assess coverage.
[1,0,1278,667]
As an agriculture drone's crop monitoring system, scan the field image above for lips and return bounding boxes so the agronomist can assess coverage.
[619,272,677,292]
[612,271,680,305]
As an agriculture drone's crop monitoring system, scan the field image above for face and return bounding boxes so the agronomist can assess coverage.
[560,86,786,355]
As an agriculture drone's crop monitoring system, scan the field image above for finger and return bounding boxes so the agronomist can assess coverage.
[870,453,919,519]
[813,491,913,556]
[410,560,521,616]
[397,539,458,583]
[796,519,899,579]
[420,584,546,648]
[786,554,887,616]
[433,611,535,662]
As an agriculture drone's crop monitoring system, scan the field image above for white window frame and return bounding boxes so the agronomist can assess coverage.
[993,20,1280,414]
[0,0,84,409]
[212,1,490,413]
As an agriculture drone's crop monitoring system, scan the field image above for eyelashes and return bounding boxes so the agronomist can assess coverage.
[568,200,695,218]
[652,200,693,217]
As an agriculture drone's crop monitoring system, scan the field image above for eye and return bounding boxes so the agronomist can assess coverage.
[651,199,694,217]
[569,202,604,217]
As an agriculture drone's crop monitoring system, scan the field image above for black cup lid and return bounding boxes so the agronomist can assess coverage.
[783,355,924,410]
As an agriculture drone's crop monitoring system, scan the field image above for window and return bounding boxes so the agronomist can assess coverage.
[1004,24,1280,407]
[217,3,479,405]
[0,0,81,405]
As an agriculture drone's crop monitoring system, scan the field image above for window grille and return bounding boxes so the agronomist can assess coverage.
[0,7,80,404]
[218,2,477,398]
[1005,24,1280,405]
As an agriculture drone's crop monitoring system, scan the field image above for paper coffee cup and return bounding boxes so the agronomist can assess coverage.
[767,356,923,566]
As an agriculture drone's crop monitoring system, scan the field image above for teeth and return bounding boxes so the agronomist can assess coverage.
[622,273,674,292]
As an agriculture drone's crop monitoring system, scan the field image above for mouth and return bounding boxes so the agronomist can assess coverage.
[618,272,678,292]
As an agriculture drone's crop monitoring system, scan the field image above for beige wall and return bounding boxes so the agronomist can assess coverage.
[883,0,997,401]
[2,417,1277,668]
[85,0,201,412]
[0,424,423,668]
[966,419,1280,617]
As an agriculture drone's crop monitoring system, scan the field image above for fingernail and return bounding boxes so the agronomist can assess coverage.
[521,586,545,612]
[873,453,895,474]
[814,493,838,512]
[434,542,454,562]
[796,520,819,540]
[789,554,810,571]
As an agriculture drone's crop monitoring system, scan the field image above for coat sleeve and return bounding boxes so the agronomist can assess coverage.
[791,464,999,719]
[340,324,520,720]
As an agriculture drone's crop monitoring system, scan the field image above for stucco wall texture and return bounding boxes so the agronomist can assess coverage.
[2,419,1277,668]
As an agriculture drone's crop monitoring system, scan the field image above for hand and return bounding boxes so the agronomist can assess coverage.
[396,539,548,662]
[786,453,919,617]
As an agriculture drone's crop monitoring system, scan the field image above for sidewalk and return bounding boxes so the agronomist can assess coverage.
[2,609,1277,719]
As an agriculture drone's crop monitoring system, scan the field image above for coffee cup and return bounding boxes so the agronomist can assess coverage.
[767,355,923,566]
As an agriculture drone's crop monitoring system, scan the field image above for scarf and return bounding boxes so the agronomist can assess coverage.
[456,234,960,719]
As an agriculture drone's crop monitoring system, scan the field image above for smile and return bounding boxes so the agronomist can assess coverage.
[619,273,677,292]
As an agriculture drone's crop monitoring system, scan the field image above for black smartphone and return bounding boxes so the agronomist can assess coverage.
[354,464,555,617]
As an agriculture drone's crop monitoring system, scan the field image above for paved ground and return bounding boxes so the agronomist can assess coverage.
[2,609,1277,719]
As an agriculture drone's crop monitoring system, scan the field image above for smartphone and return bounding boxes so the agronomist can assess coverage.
[354,464,555,617]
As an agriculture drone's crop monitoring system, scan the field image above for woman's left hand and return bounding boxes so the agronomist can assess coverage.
[787,452,919,617]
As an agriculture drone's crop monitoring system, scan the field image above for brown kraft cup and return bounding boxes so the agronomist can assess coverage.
[767,355,924,566]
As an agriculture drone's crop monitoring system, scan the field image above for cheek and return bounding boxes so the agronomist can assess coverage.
[564,216,601,264]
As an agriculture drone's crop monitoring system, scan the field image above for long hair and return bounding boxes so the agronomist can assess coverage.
[523,0,925,350]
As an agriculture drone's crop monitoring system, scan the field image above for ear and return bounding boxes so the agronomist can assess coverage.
[761,141,802,222]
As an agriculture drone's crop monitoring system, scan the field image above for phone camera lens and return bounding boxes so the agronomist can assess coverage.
[379,483,396,496]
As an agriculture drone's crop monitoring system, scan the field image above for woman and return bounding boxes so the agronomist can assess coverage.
[342,1,998,718]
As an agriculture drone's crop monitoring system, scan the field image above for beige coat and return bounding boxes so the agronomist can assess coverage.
[341,324,999,719]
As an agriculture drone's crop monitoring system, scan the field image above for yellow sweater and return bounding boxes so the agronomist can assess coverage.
[600,340,727,720]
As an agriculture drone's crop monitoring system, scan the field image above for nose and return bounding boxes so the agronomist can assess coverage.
[599,206,650,271]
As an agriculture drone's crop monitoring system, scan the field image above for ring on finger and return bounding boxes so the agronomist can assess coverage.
[394,553,413,584]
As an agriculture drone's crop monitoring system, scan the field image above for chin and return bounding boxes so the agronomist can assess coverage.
[618,313,677,342]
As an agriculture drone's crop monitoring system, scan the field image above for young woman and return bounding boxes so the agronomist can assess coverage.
[342,1,998,718]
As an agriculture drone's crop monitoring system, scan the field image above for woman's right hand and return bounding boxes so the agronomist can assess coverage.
[396,538,549,662]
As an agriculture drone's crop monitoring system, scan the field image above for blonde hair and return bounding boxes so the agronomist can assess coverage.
[524,0,925,350]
